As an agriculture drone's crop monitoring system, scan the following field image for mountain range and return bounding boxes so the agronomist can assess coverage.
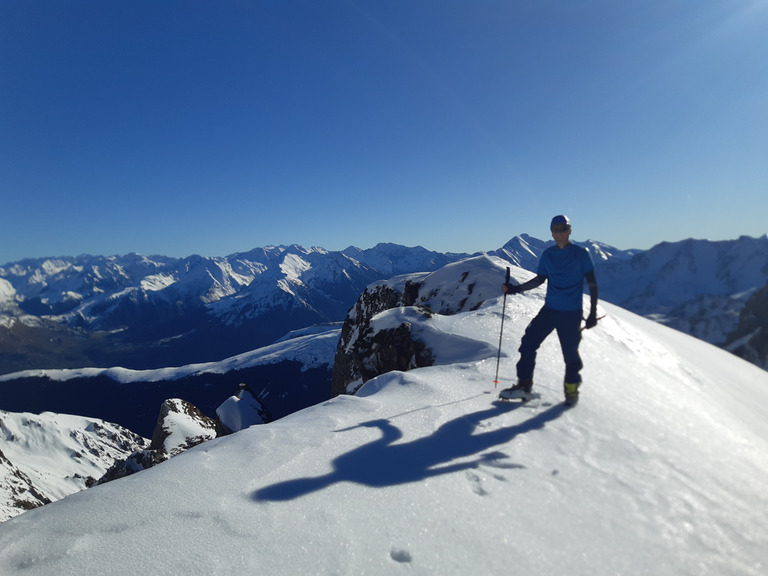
[0,244,462,375]
[3,235,766,377]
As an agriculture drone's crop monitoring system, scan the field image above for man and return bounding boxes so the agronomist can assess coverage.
[500,215,598,406]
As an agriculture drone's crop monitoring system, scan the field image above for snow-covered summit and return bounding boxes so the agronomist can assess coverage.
[492,233,637,271]
[0,255,765,575]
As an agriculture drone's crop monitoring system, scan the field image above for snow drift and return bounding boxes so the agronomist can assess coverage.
[0,256,766,575]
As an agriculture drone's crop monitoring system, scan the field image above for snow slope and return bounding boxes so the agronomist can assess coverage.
[0,258,766,575]
[0,411,148,522]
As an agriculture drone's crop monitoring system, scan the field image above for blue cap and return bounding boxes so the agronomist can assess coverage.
[550,215,571,228]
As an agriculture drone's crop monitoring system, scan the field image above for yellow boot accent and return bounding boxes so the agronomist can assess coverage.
[564,382,580,406]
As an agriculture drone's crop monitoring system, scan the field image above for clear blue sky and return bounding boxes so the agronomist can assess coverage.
[2,0,767,265]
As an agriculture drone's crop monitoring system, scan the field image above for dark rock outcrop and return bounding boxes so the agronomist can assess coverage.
[331,281,429,397]
[726,282,768,370]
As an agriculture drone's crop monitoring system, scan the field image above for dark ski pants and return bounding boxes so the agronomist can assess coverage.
[516,307,584,384]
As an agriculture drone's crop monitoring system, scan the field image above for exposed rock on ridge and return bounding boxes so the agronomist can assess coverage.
[331,255,516,396]
[331,282,423,396]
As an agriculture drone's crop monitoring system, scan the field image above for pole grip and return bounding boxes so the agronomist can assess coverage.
[505,267,510,283]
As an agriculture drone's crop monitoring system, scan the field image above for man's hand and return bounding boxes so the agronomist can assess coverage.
[585,310,598,329]
[502,283,521,295]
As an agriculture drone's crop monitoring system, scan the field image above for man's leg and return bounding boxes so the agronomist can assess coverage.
[516,308,555,382]
[555,309,584,383]
[555,310,584,405]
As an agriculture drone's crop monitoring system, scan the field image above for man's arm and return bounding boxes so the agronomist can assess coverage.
[503,274,546,294]
[584,270,598,328]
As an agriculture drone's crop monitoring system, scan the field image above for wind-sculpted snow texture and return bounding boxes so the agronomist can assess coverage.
[0,255,766,575]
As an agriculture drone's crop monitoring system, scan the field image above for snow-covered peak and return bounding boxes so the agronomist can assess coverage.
[0,410,147,522]
[279,253,312,280]
[583,239,640,261]
[2,235,767,376]
[342,242,462,276]
[494,234,637,271]
[149,399,218,456]
[139,273,177,292]
[385,253,538,315]
[0,278,16,308]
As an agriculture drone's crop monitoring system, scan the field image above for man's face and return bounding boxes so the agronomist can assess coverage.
[551,224,571,245]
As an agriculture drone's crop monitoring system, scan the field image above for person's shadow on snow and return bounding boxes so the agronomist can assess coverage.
[253,401,568,502]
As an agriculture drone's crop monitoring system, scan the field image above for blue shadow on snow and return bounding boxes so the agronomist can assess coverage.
[253,400,568,502]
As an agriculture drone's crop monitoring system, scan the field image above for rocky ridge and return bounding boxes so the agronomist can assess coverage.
[331,255,524,396]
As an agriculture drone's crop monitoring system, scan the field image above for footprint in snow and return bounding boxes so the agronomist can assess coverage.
[465,471,488,496]
[390,547,413,563]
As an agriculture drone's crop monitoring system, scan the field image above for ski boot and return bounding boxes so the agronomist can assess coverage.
[499,379,533,401]
[564,382,580,406]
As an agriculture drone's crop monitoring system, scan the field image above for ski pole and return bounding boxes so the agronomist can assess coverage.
[493,267,511,386]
